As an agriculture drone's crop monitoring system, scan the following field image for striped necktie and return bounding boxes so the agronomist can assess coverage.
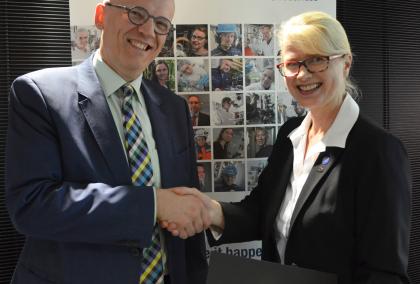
[121,84,165,284]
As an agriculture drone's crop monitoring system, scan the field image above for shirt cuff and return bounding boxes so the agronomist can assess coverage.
[210,227,222,241]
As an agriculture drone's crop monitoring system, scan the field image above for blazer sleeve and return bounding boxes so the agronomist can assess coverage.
[354,133,411,283]
[208,119,298,246]
[5,75,156,248]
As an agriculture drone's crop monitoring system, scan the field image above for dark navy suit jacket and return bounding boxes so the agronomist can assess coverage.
[209,116,411,284]
[6,57,207,284]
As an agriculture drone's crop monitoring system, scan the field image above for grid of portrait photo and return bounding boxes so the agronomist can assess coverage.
[70,23,308,193]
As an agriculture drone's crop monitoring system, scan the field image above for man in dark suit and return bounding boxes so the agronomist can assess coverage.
[188,95,210,126]
[5,0,208,283]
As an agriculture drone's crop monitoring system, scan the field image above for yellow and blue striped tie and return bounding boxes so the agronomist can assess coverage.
[121,84,164,284]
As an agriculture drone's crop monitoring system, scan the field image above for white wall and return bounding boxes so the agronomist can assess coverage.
[70,0,335,26]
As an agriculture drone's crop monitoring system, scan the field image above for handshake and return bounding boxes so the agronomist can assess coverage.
[156,187,224,239]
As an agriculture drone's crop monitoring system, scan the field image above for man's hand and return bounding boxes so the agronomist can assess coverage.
[160,188,225,237]
[156,187,211,239]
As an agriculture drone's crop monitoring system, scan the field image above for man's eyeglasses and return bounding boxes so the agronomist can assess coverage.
[276,54,345,77]
[105,2,174,35]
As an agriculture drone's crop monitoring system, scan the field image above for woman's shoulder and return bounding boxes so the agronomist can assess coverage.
[349,114,406,151]
[278,117,305,137]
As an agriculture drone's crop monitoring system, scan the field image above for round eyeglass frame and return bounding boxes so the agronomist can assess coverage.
[105,2,174,35]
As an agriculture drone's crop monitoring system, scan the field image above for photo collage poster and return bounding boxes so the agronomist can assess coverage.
[70,23,308,194]
[70,0,336,259]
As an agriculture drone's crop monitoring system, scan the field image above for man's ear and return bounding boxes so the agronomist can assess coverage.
[95,3,105,30]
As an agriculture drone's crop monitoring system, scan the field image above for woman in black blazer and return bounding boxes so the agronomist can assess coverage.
[165,11,411,284]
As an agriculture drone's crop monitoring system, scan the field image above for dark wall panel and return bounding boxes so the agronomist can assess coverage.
[386,2,420,282]
[337,1,386,126]
[337,1,420,282]
[0,1,71,283]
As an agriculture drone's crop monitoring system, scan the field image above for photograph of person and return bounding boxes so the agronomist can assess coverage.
[70,26,100,64]
[213,127,244,159]
[214,162,245,192]
[290,99,307,118]
[246,127,275,158]
[246,92,276,124]
[245,59,275,91]
[144,59,175,91]
[211,58,243,91]
[176,25,208,57]
[158,29,174,57]
[183,94,210,127]
[197,162,212,193]
[244,24,275,56]
[211,93,244,126]
[247,159,268,190]
[244,38,256,56]
[210,24,242,56]
[277,91,302,125]
[177,58,209,92]
[166,11,411,284]
[194,128,212,161]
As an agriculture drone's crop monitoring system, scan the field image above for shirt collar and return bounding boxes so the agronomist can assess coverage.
[289,94,359,149]
[289,111,312,148]
[323,94,359,148]
[93,51,143,100]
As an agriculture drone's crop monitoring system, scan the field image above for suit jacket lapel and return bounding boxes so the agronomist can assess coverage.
[141,81,172,187]
[288,147,343,231]
[267,141,294,226]
[266,144,294,262]
[76,57,131,184]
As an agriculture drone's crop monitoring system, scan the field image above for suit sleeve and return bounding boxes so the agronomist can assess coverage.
[5,75,155,248]
[354,133,411,283]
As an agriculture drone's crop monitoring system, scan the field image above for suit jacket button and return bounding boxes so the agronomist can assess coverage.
[131,248,141,257]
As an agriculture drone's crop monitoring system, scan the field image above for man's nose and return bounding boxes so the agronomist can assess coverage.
[136,17,155,35]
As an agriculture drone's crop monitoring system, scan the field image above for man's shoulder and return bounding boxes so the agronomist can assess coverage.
[20,65,78,83]
[12,65,80,96]
[17,57,94,88]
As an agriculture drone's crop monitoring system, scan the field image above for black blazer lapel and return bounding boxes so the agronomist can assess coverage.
[76,58,131,184]
[288,147,344,232]
[266,146,294,262]
[266,142,294,227]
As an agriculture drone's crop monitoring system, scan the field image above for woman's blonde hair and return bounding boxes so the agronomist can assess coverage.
[279,11,360,98]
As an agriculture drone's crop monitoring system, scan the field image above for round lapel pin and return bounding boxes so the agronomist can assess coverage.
[322,156,330,165]
[317,156,330,172]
